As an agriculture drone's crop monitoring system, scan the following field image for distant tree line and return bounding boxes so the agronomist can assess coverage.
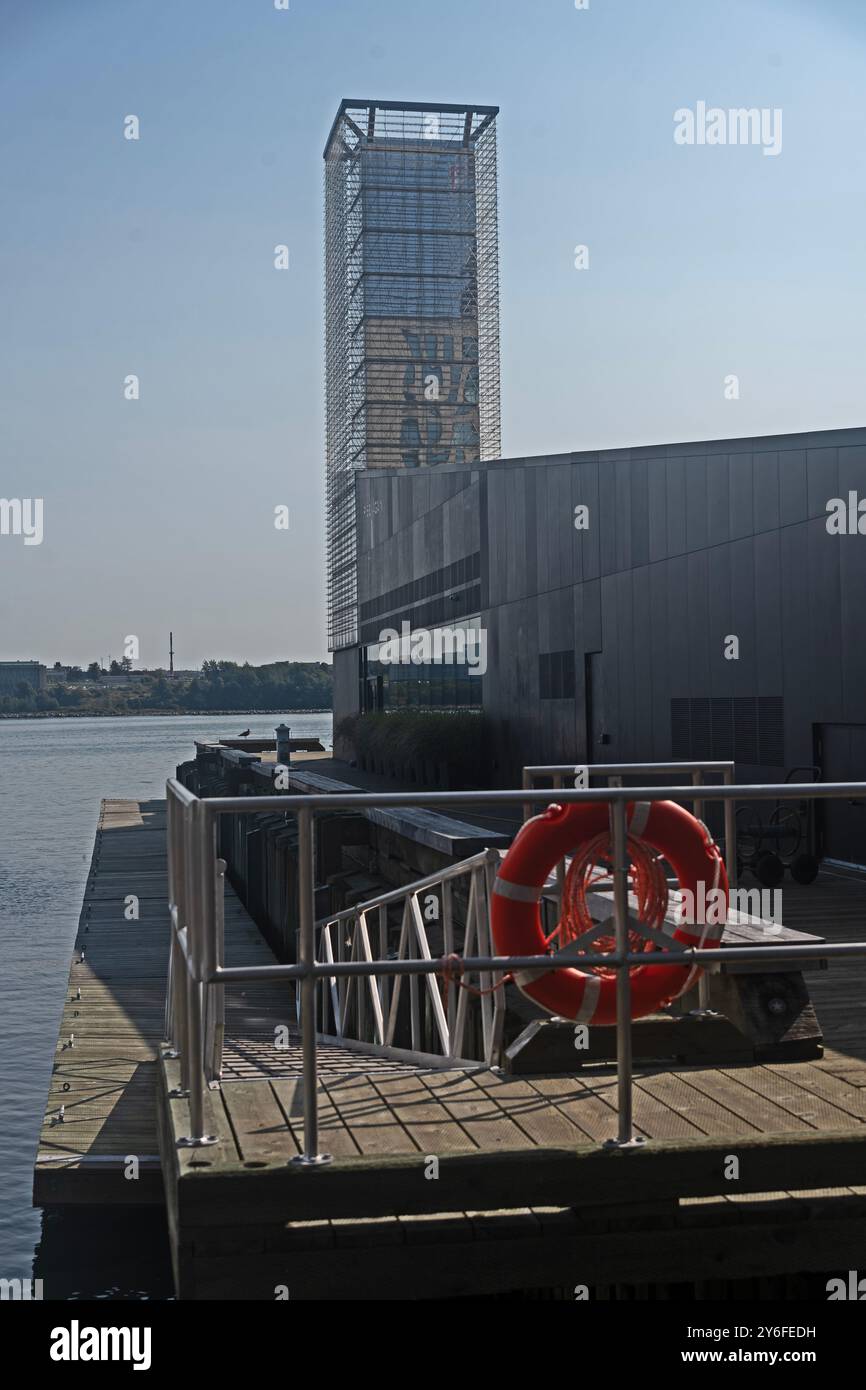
[0,660,332,715]
[181,660,332,711]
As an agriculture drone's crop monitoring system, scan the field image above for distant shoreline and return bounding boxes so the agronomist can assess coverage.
[0,708,333,721]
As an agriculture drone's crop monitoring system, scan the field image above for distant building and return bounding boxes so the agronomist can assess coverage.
[100,671,148,688]
[0,660,46,696]
[324,98,501,657]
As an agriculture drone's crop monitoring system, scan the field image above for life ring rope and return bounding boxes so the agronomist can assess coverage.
[557,829,670,962]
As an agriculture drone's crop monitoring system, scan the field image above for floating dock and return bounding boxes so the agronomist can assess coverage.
[34,798,291,1206]
[35,796,866,1298]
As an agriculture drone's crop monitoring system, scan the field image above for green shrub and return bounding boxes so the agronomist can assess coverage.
[336,710,489,788]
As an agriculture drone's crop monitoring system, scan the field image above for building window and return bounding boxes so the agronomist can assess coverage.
[364,615,484,711]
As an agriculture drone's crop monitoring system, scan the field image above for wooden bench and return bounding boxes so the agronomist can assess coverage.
[505,888,827,1071]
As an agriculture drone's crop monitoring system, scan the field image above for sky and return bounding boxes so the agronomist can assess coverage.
[1,0,864,668]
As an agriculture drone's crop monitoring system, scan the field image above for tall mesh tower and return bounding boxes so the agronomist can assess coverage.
[324,99,500,652]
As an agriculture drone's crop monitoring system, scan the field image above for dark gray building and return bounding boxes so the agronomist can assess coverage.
[334,426,866,864]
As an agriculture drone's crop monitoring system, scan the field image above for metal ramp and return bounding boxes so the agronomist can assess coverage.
[314,848,505,1070]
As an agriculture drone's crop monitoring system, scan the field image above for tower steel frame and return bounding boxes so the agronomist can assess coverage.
[324,100,500,651]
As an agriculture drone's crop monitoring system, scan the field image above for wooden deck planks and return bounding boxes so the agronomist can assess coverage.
[668,1066,815,1134]
[524,1072,630,1143]
[471,1074,588,1149]
[319,1076,421,1155]
[271,1077,361,1158]
[220,1078,302,1164]
[418,1070,538,1150]
[635,1070,761,1139]
[717,1064,864,1130]
[34,799,169,1203]
[163,1051,866,1194]
[368,1073,480,1154]
[34,797,314,1204]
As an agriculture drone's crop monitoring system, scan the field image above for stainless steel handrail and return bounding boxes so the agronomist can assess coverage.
[314,847,494,928]
[316,847,503,1065]
[164,776,866,1164]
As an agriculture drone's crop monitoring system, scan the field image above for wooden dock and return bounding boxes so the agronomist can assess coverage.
[36,798,866,1298]
[160,1050,866,1297]
[159,856,866,1297]
[34,798,300,1205]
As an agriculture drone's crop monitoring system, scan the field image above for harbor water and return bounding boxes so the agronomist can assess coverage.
[0,712,332,1299]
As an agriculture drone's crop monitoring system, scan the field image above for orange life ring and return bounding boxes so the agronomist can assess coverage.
[491,800,728,1026]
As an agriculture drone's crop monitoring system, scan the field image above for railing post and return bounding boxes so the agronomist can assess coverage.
[441,880,455,1043]
[690,770,712,1010]
[607,798,644,1149]
[357,913,368,1041]
[205,856,226,1082]
[484,852,506,1066]
[294,806,331,1166]
[177,800,217,1148]
[723,766,737,890]
[178,797,198,1095]
[164,790,178,1045]
[691,768,704,826]
[378,902,390,1023]
[552,773,566,914]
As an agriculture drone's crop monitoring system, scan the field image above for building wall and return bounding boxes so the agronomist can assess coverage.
[357,465,481,640]
[332,647,360,755]
[336,428,866,815]
[0,661,46,696]
[339,466,483,717]
[481,428,866,787]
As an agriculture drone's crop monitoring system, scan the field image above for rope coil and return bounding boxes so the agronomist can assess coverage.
[553,831,669,974]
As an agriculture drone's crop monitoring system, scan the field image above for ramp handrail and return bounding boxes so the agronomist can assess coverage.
[164,774,866,1165]
[316,847,503,1066]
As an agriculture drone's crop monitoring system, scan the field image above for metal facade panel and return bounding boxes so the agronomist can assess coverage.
[335,428,866,783]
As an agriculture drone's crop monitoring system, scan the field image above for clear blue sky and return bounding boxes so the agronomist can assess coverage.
[1,0,863,668]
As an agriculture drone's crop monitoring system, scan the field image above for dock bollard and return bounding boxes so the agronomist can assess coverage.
[275,723,292,764]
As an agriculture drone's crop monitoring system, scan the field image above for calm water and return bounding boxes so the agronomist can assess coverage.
[0,712,332,1298]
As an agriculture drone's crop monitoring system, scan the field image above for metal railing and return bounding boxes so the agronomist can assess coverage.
[164,775,866,1164]
[522,760,737,876]
[315,848,504,1067]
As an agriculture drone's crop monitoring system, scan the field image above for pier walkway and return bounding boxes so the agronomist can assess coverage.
[35,794,866,1297]
[34,799,411,1206]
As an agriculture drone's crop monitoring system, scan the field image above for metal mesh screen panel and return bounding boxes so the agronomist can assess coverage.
[324,101,500,650]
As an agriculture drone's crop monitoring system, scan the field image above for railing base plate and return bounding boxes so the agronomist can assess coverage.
[290,1153,333,1167]
[177,1135,219,1148]
[603,1136,648,1151]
